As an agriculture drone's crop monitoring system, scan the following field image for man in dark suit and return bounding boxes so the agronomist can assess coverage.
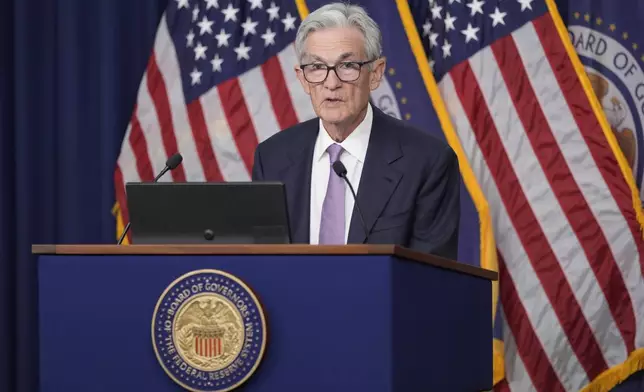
[252,3,460,259]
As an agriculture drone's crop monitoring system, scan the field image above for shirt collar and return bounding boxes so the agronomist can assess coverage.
[314,103,373,163]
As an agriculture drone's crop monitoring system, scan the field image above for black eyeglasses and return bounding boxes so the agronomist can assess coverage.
[300,59,376,83]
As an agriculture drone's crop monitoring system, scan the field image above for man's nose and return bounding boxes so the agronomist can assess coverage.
[324,69,342,89]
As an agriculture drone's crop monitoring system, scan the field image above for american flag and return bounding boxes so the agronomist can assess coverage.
[418,0,644,390]
[113,0,317,241]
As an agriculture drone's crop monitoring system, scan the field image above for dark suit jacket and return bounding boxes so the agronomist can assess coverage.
[251,106,460,260]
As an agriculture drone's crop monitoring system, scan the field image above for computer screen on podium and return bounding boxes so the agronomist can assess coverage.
[125,182,291,244]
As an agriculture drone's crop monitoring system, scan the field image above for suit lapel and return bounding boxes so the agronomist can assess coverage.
[279,124,318,244]
[348,109,403,244]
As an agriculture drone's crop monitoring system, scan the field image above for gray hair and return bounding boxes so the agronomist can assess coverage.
[295,3,382,63]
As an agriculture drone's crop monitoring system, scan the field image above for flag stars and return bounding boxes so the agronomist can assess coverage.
[248,0,263,10]
[282,13,297,31]
[423,19,432,36]
[466,0,484,16]
[573,11,580,19]
[609,24,616,32]
[211,54,224,72]
[176,0,189,10]
[633,43,639,50]
[197,16,214,35]
[584,13,590,22]
[215,28,231,47]
[234,42,251,60]
[430,3,443,19]
[192,5,200,22]
[623,32,629,40]
[461,23,480,43]
[222,3,239,22]
[241,17,258,36]
[190,67,202,85]
[444,12,457,32]
[194,42,207,60]
[442,40,452,58]
[267,2,280,21]
[517,0,533,11]
[489,7,507,27]
[596,17,602,25]
[186,29,195,47]
[429,32,439,48]
[205,0,219,9]
[261,28,276,46]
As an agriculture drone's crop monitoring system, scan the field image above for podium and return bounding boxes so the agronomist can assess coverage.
[32,244,497,392]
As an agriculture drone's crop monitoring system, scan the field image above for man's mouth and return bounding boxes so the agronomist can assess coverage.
[325,98,342,103]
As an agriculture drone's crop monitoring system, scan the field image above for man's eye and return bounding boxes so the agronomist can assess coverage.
[310,64,327,70]
[339,62,359,70]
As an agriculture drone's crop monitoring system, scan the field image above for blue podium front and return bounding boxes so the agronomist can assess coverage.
[33,245,495,392]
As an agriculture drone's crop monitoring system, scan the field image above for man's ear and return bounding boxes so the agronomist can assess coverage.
[295,66,311,96]
[369,57,387,91]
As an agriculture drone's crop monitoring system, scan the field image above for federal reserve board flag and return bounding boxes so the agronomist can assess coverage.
[407,0,644,391]
[565,2,644,202]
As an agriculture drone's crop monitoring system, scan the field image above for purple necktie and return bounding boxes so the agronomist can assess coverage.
[319,143,345,244]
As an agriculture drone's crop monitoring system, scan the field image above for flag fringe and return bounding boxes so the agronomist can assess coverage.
[112,201,129,245]
[493,338,505,386]
[111,201,120,216]
[545,0,644,239]
[295,0,309,20]
[581,348,644,392]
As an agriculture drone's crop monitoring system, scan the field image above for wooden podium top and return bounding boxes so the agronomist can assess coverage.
[31,244,497,280]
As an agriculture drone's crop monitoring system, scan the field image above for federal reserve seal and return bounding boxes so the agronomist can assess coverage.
[152,270,267,392]
[568,12,644,198]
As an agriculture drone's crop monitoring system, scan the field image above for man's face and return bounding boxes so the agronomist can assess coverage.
[296,27,385,126]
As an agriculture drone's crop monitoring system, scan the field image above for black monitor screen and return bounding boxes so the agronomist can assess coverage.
[125,182,291,244]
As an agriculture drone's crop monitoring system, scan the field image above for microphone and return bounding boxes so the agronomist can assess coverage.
[117,152,184,245]
[154,153,183,181]
[332,160,370,244]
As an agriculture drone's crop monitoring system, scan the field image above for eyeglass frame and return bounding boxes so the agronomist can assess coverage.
[298,59,378,83]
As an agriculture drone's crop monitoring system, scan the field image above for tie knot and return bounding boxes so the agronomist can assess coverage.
[327,143,343,162]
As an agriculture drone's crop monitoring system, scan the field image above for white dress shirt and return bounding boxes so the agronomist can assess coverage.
[309,103,373,244]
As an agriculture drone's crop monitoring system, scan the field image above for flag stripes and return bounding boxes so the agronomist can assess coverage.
[153,15,207,181]
[186,99,223,181]
[146,54,187,182]
[439,71,590,391]
[437,10,644,390]
[491,30,636,360]
[498,257,565,392]
[261,56,299,131]
[450,56,608,383]
[136,74,169,179]
[115,10,317,245]
[219,78,260,174]
[239,65,283,144]
[513,22,644,352]
[533,15,644,281]
[277,45,316,121]
[199,87,251,181]
[128,107,155,182]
